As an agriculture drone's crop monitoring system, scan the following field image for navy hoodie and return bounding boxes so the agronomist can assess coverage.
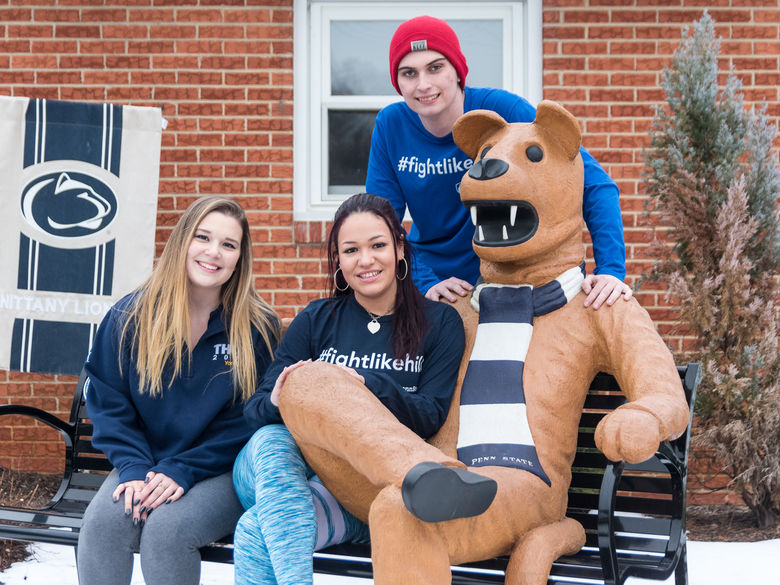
[85,294,276,492]
[244,295,465,439]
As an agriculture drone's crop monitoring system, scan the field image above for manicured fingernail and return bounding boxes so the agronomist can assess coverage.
[165,498,172,504]
[140,506,147,514]
[146,507,153,516]
[125,508,131,516]
[112,495,119,502]
[133,517,139,526]
[141,519,145,527]
[144,476,150,483]
[133,498,140,505]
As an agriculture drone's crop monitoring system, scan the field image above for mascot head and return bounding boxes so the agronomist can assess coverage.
[453,101,586,284]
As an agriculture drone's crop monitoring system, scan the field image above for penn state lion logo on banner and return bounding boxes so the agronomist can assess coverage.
[0,96,162,375]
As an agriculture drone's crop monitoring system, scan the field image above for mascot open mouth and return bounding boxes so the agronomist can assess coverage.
[464,200,538,247]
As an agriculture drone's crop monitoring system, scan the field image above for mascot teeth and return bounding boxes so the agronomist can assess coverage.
[466,201,539,247]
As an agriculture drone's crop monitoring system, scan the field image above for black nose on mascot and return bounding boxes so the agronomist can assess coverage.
[468,158,509,181]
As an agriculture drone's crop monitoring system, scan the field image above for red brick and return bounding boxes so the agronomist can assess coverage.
[224,164,269,178]
[150,25,197,39]
[225,102,271,117]
[107,86,152,101]
[79,40,126,54]
[176,9,224,23]
[0,70,34,83]
[129,9,175,23]
[177,71,223,85]
[544,25,586,40]
[102,24,148,39]
[128,40,175,54]
[55,24,101,38]
[177,163,224,178]
[36,70,81,84]
[246,24,291,40]
[271,9,292,24]
[590,88,635,102]
[31,39,77,52]
[199,25,245,39]
[132,71,176,85]
[0,8,33,21]
[224,40,272,55]
[12,54,57,68]
[177,40,225,54]
[106,55,150,69]
[200,56,247,70]
[610,72,657,86]
[587,26,636,40]
[545,88,587,102]
[153,86,199,101]
[200,117,246,132]
[7,24,53,38]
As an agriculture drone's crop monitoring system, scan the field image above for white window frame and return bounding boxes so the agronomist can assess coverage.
[293,0,542,221]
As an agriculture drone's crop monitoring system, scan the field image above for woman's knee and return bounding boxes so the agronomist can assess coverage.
[248,424,296,452]
[233,509,260,548]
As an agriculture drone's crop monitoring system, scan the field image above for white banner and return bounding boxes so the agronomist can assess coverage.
[0,96,161,375]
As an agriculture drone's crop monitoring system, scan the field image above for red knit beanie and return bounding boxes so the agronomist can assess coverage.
[389,15,468,95]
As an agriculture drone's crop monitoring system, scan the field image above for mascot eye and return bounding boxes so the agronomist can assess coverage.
[479,146,492,160]
[526,145,543,163]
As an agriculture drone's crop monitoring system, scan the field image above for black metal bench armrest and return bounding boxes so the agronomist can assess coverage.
[0,404,76,442]
[0,404,76,510]
[597,443,686,585]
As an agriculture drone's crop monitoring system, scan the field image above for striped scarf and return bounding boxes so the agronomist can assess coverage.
[456,265,585,486]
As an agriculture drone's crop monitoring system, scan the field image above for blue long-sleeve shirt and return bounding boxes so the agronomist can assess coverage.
[244,295,465,440]
[84,294,276,492]
[366,86,626,294]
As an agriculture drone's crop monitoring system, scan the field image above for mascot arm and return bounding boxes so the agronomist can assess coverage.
[593,301,690,464]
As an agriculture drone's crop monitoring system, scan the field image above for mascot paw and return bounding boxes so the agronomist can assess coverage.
[594,408,661,464]
[401,462,497,523]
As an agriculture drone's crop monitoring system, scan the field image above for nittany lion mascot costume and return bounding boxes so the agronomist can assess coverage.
[279,101,689,585]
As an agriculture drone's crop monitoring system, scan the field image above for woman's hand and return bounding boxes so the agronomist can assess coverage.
[335,365,365,385]
[136,472,184,517]
[424,277,473,303]
[582,274,632,309]
[270,359,312,406]
[112,479,148,525]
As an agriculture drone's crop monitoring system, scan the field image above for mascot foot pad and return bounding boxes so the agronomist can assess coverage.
[402,462,497,523]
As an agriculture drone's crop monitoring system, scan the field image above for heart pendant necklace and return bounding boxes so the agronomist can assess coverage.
[365,305,392,334]
[366,311,382,334]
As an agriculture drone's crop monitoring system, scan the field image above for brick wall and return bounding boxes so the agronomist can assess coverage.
[1,1,777,504]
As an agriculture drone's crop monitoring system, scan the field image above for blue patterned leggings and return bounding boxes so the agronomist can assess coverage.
[232,424,369,585]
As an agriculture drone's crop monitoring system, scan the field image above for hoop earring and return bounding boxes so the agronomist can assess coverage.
[334,267,350,291]
[397,258,409,281]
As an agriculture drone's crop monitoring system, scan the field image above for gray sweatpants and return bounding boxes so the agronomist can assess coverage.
[77,468,243,585]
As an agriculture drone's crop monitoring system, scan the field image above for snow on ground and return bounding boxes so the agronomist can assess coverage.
[1,539,778,585]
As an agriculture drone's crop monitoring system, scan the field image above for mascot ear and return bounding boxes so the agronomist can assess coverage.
[534,101,582,162]
[453,109,508,159]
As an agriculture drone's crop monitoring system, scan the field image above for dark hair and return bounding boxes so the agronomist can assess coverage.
[327,193,429,358]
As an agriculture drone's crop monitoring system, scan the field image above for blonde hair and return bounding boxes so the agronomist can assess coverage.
[120,196,278,401]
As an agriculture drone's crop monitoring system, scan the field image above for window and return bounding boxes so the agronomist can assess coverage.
[293,0,542,220]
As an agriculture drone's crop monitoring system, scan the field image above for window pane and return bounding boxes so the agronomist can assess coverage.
[331,21,398,96]
[449,20,503,89]
[331,19,503,96]
[328,110,378,193]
